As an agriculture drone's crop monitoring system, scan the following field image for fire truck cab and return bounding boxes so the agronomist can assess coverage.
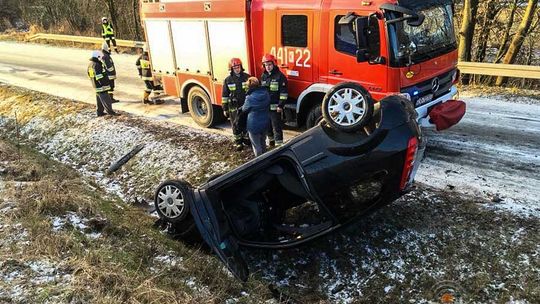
[140,0,460,131]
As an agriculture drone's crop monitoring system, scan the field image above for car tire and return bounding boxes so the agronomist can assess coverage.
[187,86,216,128]
[305,104,323,130]
[322,82,374,132]
[154,180,193,224]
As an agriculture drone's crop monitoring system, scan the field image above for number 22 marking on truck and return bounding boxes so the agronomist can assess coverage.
[270,47,311,68]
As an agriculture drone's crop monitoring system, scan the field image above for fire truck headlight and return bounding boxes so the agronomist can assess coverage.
[397,93,411,101]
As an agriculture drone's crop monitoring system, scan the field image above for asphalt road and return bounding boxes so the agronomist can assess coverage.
[1,40,539,213]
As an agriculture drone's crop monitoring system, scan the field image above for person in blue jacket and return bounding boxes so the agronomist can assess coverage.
[242,77,271,157]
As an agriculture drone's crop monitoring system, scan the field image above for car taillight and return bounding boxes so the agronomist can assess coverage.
[452,69,461,84]
[400,137,419,191]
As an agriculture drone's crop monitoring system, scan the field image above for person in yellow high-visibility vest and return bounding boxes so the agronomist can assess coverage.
[135,45,163,104]
[101,17,118,54]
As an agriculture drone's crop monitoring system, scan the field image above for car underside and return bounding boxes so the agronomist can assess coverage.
[155,94,424,281]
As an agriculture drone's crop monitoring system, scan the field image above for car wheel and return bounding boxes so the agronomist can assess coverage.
[305,104,323,130]
[187,86,216,127]
[322,82,374,132]
[154,180,193,224]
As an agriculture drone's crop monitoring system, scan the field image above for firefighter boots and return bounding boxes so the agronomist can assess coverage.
[143,91,151,104]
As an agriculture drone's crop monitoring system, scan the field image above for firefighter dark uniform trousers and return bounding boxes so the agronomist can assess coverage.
[261,65,288,145]
[101,18,118,53]
[222,70,250,149]
[88,55,116,116]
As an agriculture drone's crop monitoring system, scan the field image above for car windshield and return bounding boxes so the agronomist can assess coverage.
[387,4,456,66]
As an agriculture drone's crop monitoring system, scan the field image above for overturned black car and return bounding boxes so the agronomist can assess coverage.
[154,93,424,281]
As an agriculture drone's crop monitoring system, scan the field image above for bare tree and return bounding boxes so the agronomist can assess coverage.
[458,0,479,84]
[496,0,539,85]
[495,0,519,63]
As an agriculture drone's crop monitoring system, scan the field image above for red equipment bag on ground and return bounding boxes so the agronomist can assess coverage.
[429,100,466,131]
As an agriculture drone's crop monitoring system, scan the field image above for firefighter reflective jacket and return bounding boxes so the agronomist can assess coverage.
[261,67,288,110]
[101,50,116,80]
[102,23,115,37]
[88,57,111,93]
[221,71,250,112]
[136,53,153,81]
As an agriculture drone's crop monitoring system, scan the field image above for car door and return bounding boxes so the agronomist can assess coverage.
[189,189,249,281]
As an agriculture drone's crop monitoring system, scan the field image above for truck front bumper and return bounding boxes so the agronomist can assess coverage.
[416,85,459,128]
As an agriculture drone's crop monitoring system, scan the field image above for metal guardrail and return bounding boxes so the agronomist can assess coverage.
[458,62,540,79]
[27,34,540,79]
[28,33,145,48]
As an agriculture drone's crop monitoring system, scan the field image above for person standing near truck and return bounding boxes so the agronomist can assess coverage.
[222,58,251,151]
[261,54,288,147]
[136,46,163,104]
[242,77,270,157]
[88,51,120,117]
[101,42,119,103]
[101,17,118,54]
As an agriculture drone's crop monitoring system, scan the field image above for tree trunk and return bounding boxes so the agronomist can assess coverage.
[496,0,539,86]
[473,0,499,63]
[132,0,141,41]
[105,0,119,38]
[495,0,519,63]
[457,0,479,84]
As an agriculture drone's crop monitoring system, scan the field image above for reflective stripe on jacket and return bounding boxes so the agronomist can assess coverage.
[88,58,111,93]
[261,67,288,109]
[102,23,114,37]
[136,53,153,81]
[221,71,250,111]
[101,51,116,80]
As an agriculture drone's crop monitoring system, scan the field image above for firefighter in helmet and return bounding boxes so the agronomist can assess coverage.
[136,45,163,104]
[261,53,288,146]
[101,17,118,54]
[101,42,119,103]
[88,50,119,117]
[222,58,251,151]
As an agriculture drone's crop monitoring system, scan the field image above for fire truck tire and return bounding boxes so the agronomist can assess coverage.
[187,86,216,128]
[322,82,374,132]
[306,104,323,130]
[154,179,193,224]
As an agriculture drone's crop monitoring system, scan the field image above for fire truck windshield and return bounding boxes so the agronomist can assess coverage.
[386,3,456,67]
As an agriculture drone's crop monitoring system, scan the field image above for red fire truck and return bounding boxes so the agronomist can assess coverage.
[140,0,461,131]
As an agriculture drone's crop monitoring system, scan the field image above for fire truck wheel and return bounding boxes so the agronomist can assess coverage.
[306,104,323,130]
[322,82,374,132]
[154,179,193,224]
[187,86,216,127]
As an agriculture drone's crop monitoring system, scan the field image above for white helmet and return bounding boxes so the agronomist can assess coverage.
[101,42,110,53]
[91,50,103,59]
[101,17,108,23]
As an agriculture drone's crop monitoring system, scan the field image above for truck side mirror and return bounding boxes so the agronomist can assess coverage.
[355,15,384,64]
[356,49,369,62]
[367,15,384,65]
[353,17,369,62]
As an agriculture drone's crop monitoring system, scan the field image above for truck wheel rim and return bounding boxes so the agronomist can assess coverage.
[157,185,185,219]
[194,96,208,117]
[327,88,366,126]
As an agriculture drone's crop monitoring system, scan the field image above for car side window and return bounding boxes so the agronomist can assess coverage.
[334,16,357,56]
[282,15,308,47]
